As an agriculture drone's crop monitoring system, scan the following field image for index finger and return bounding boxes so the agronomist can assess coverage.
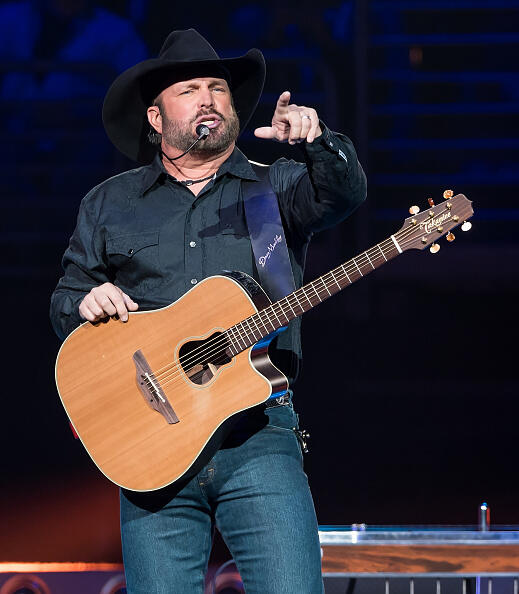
[95,284,130,322]
[110,286,133,321]
[274,91,291,113]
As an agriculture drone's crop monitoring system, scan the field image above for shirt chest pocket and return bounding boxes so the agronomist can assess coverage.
[218,207,249,239]
[214,223,253,275]
[106,231,161,287]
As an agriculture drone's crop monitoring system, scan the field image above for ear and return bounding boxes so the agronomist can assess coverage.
[147,105,162,134]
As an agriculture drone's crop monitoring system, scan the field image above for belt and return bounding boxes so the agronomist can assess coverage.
[263,393,292,408]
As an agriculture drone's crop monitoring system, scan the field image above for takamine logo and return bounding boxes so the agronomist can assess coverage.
[258,234,282,268]
[420,211,451,234]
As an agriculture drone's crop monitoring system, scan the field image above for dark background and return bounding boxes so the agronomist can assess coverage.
[0,0,517,563]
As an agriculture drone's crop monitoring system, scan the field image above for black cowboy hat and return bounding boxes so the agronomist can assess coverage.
[102,29,266,163]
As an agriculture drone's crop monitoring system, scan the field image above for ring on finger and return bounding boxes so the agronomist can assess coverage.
[301,114,312,120]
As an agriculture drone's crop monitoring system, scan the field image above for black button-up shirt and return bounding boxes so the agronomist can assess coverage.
[50,126,367,384]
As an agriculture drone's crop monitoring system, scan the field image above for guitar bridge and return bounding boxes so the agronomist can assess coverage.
[133,350,179,424]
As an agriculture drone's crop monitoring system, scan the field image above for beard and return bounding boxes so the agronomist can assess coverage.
[161,108,240,155]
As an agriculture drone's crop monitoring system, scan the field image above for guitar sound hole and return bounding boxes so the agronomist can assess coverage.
[179,332,232,385]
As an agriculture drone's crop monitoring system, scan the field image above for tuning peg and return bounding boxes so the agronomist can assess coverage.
[428,197,435,207]
[409,205,420,215]
[446,232,455,242]
[461,221,472,232]
[443,189,454,199]
[429,243,440,254]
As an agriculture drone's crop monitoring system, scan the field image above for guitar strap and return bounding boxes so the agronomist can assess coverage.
[243,162,296,303]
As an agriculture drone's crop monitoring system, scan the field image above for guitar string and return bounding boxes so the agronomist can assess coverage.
[147,202,468,389]
[150,233,404,384]
[151,229,426,391]
[147,220,431,390]
[147,210,461,393]
[148,199,470,374]
[148,225,415,383]
[148,215,451,390]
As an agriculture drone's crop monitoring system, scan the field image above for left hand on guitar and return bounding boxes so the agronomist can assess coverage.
[254,91,322,145]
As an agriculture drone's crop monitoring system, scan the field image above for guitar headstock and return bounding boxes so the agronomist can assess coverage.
[394,191,474,253]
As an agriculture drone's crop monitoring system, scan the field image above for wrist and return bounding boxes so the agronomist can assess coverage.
[311,125,323,142]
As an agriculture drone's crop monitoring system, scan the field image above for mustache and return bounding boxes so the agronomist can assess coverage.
[191,110,226,123]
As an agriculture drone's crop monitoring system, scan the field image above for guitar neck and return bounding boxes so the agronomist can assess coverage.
[225,234,402,354]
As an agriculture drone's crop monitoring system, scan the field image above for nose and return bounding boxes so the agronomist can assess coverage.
[197,84,214,109]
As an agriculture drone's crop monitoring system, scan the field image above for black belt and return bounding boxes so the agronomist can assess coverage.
[263,393,292,408]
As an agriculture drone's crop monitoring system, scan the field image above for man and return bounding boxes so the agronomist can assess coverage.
[50,29,366,593]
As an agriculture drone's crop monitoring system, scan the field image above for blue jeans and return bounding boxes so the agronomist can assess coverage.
[120,402,324,593]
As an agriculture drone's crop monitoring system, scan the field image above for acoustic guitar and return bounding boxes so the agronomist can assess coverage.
[55,192,473,491]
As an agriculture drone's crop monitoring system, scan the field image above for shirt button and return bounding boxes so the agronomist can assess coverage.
[190,278,198,285]
[189,241,196,248]
[128,248,134,255]
[329,142,334,147]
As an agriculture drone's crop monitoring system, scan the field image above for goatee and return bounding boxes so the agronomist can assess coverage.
[161,109,240,155]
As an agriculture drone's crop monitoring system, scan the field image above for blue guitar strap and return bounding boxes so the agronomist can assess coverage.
[243,162,296,302]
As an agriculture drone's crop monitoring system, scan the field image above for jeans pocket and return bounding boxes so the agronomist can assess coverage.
[265,403,298,432]
[264,405,306,461]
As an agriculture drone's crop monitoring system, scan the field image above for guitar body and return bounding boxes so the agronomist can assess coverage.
[55,272,288,492]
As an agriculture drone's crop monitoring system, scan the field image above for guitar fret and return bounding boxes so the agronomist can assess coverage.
[276,302,291,324]
[269,305,284,327]
[227,326,239,352]
[300,286,314,308]
[240,319,251,341]
[237,322,251,348]
[320,276,332,297]
[260,310,277,332]
[341,265,351,284]
[365,251,375,269]
[231,335,239,356]
[225,330,237,356]
[284,296,298,318]
[245,321,256,344]
[292,292,305,313]
[330,270,341,291]
[231,323,243,349]
[270,303,285,325]
[310,282,322,302]
[377,243,388,262]
[245,318,259,342]
[261,310,274,332]
[249,315,263,339]
[353,258,363,276]
[235,325,248,350]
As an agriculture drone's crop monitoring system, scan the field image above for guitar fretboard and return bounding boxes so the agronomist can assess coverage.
[225,237,401,355]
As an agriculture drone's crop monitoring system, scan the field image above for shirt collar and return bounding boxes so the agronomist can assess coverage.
[215,147,260,182]
[139,146,259,196]
[140,153,168,196]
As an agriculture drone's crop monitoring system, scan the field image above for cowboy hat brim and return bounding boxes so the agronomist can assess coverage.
[102,48,265,163]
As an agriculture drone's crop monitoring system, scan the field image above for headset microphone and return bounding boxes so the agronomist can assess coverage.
[196,124,210,138]
[162,124,211,162]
